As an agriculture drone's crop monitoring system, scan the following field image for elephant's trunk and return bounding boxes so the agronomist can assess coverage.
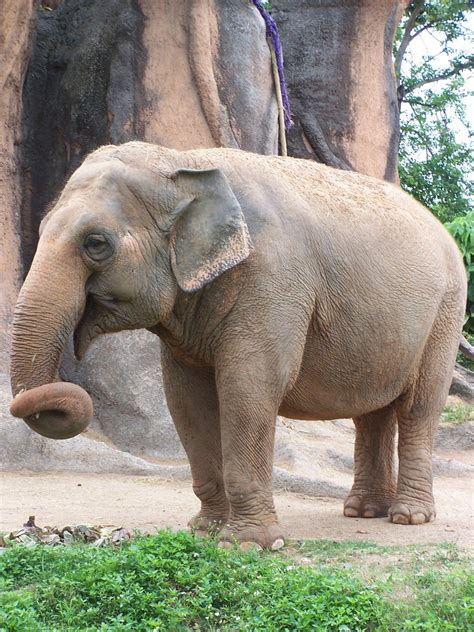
[9,240,93,439]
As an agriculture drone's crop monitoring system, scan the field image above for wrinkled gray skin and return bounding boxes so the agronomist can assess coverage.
[10,142,466,549]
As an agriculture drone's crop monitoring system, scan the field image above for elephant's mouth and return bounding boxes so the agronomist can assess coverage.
[73,293,122,360]
[73,292,135,360]
[73,302,97,361]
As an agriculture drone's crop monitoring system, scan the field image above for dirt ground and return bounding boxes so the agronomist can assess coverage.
[1,471,472,550]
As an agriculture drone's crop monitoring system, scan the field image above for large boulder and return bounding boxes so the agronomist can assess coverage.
[61,333,184,460]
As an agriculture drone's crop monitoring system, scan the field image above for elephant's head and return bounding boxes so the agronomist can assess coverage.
[10,142,251,439]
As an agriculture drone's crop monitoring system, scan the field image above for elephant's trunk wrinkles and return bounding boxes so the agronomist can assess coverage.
[9,242,93,439]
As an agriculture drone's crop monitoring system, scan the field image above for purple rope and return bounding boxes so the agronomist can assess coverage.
[251,0,293,129]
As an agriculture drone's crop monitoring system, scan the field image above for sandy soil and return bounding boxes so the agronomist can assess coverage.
[1,472,472,550]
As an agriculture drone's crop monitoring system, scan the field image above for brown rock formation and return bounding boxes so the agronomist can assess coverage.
[141,0,277,152]
[272,0,409,181]
[0,0,37,367]
[20,0,278,271]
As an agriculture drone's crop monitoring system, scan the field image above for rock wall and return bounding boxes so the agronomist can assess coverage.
[20,0,278,270]
[272,0,408,181]
[0,0,37,369]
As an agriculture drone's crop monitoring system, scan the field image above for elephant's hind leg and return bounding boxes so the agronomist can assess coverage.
[344,406,397,518]
[161,344,229,535]
[388,406,438,525]
[389,300,461,525]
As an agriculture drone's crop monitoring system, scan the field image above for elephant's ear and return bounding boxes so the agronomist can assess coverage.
[169,168,252,292]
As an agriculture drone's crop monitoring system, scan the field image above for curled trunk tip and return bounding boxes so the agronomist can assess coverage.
[10,382,93,440]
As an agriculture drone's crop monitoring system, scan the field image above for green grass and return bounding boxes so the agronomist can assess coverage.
[288,540,474,630]
[441,403,474,423]
[0,532,472,631]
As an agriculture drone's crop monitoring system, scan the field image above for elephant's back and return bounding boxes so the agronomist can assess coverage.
[260,152,464,291]
[197,147,452,240]
[186,145,465,294]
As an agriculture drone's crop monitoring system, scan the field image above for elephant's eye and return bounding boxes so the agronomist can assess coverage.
[83,234,113,261]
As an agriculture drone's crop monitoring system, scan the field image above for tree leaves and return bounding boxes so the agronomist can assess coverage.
[445,212,474,332]
[394,1,473,222]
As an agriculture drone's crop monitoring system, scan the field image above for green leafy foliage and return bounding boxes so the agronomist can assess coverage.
[295,540,474,632]
[395,1,473,222]
[1,532,473,631]
[445,211,474,332]
[0,531,381,631]
[394,2,473,332]
[441,402,474,422]
[398,82,473,222]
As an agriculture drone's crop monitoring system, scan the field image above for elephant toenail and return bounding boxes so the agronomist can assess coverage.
[218,541,233,549]
[271,538,285,551]
[344,507,359,517]
[362,509,376,518]
[392,513,409,525]
[241,541,263,552]
[411,512,426,525]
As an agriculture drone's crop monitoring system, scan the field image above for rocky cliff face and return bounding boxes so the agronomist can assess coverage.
[272,0,407,182]
[0,0,36,370]
[1,0,409,486]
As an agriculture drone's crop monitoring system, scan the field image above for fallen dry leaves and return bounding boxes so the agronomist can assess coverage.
[0,516,131,549]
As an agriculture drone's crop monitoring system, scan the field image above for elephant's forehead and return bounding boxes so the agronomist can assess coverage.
[67,161,124,192]
[44,205,122,240]
[58,162,129,220]
[46,184,127,236]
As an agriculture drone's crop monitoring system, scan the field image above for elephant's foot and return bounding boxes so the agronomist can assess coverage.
[344,491,395,518]
[189,481,229,536]
[217,520,285,551]
[188,511,229,537]
[388,500,436,525]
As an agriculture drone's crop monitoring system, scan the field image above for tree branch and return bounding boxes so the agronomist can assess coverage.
[403,60,474,96]
[406,20,440,45]
[404,97,436,108]
[450,363,474,403]
[394,0,426,80]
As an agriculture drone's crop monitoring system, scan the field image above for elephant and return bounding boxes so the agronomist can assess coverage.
[10,141,466,550]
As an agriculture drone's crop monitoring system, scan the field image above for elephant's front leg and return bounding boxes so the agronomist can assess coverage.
[216,361,285,551]
[161,344,229,534]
